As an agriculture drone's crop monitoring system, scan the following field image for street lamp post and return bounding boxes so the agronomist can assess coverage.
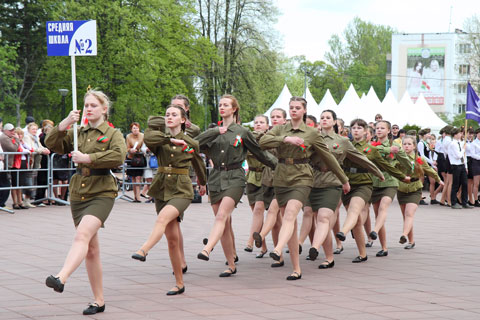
[58,89,69,120]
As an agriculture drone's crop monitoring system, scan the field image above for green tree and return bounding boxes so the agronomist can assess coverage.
[0,43,19,124]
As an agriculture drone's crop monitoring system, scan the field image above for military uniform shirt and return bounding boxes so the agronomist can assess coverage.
[45,121,127,201]
[372,139,412,187]
[398,154,441,193]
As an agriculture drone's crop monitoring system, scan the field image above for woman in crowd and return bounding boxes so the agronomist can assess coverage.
[397,135,443,248]
[368,120,411,258]
[11,128,32,209]
[260,97,348,280]
[44,90,126,315]
[34,120,54,205]
[252,108,287,267]
[305,110,383,270]
[126,122,145,202]
[439,125,453,206]
[140,143,155,203]
[427,134,443,204]
[244,115,271,257]
[336,119,408,262]
[24,122,51,207]
[131,105,206,295]
[196,94,276,277]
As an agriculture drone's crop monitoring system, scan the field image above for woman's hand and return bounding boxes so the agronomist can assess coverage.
[71,151,92,164]
[129,148,137,154]
[218,127,228,135]
[199,185,206,196]
[59,110,80,131]
[403,176,411,183]
[42,149,51,155]
[342,182,351,194]
[438,180,445,186]
[390,145,399,154]
[284,136,304,146]
[170,138,187,147]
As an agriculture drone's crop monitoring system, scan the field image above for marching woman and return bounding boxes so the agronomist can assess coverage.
[44,90,126,315]
[305,110,384,269]
[196,95,277,277]
[336,119,408,262]
[397,135,443,248]
[252,108,287,267]
[259,97,348,280]
[244,115,271,256]
[131,105,207,295]
[367,120,412,257]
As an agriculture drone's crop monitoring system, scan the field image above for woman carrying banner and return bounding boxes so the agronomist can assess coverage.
[44,90,126,315]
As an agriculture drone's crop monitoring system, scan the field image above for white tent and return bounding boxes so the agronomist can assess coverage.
[395,91,417,127]
[336,84,362,124]
[411,94,448,131]
[318,89,338,114]
[379,88,399,123]
[243,83,292,126]
[363,87,383,123]
[304,87,321,118]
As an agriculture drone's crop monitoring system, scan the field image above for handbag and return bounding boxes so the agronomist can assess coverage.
[149,155,158,168]
[131,152,146,167]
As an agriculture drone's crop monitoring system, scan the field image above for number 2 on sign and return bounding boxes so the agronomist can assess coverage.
[74,39,93,54]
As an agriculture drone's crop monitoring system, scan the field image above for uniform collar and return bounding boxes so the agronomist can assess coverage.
[321,130,336,139]
[353,139,366,147]
[285,121,307,132]
[80,121,110,134]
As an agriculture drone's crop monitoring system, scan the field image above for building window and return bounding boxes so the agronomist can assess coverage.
[457,83,467,94]
[458,104,466,113]
[458,64,470,75]
[458,43,472,54]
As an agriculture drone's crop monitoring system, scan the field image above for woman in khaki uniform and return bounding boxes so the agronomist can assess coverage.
[398,136,443,249]
[336,119,408,263]
[244,115,270,257]
[253,108,286,267]
[131,105,206,295]
[196,94,276,277]
[259,97,349,280]
[304,110,384,269]
[44,90,127,315]
[369,120,412,257]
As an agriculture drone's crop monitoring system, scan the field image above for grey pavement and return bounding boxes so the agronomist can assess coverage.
[1,192,479,320]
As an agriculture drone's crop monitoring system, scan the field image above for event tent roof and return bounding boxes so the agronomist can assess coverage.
[336,84,362,124]
[304,87,321,118]
[317,89,338,114]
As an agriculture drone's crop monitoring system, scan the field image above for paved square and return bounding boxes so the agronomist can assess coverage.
[1,192,479,319]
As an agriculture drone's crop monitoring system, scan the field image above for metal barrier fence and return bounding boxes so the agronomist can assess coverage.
[1,151,208,213]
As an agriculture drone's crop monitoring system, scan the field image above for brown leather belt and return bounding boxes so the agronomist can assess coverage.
[311,164,330,172]
[410,177,419,182]
[217,162,243,171]
[248,167,264,172]
[76,168,110,177]
[278,158,309,165]
[158,166,189,175]
[343,167,368,174]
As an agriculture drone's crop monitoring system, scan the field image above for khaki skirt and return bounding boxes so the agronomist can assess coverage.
[274,186,311,207]
[70,197,115,228]
[397,189,422,205]
[210,187,244,206]
[246,183,264,206]
[155,198,191,222]
[262,185,275,210]
[342,184,372,206]
[370,187,397,204]
[307,186,342,212]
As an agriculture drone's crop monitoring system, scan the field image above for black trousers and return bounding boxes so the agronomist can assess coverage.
[0,172,11,207]
[451,164,468,206]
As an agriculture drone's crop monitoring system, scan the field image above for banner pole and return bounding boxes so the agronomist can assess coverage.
[71,55,78,152]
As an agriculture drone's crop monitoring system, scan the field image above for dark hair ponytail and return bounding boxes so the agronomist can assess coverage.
[322,109,338,133]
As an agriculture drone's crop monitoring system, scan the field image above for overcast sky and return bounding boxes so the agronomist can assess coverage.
[274,0,478,62]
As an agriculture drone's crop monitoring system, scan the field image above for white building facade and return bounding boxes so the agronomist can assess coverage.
[391,31,479,118]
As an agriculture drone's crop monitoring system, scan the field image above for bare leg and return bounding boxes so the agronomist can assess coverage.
[85,233,104,306]
[364,206,373,242]
[373,196,393,251]
[272,200,303,255]
[165,219,184,290]
[311,208,335,250]
[221,215,236,271]
[177,225,187,269]
[298,206,314,245]
[401,203,418,243]
[340,197,366,235]
[56,215,102,284]
[259,199,280,241]
[141,177,152,196]
[246,201,265,249]
[60,181,68,200]
[272,210,282,246]
[286,220,301,276]
[352,203,369,258]
[473,176,480,202]
[468,178,474,204]
[332,201,343,249]
[135,205,180,255]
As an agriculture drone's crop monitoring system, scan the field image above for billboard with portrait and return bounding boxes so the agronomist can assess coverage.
[406,47,445,105]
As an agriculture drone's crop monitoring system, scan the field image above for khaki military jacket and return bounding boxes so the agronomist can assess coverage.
[311,131,383,188]
[45,122,127,201]
[144,117,206,201]
[246,131,267,187]
[259,122,347,187]
[344,140,405,186]
[398,154,440,193]
[196,123,277,192]
[373,139,412,188]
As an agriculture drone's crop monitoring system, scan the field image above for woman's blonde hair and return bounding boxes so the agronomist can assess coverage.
[84,89,111,121]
